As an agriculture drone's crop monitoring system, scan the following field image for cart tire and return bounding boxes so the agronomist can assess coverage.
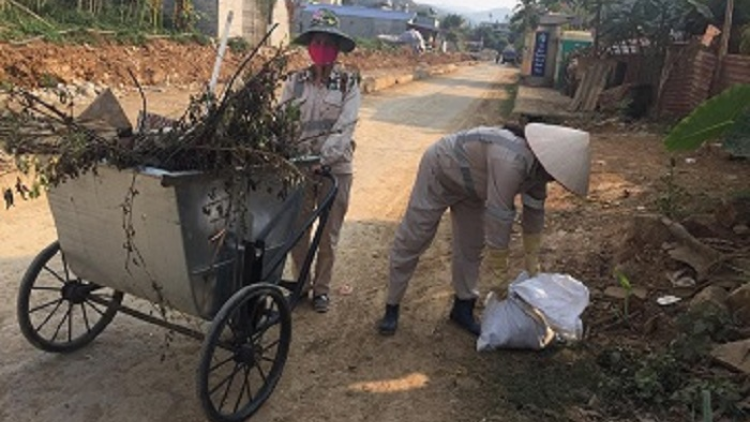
[197,283,291,422]
[17,241,124,353]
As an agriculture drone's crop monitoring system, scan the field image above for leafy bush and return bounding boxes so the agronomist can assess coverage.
[596,306,746,418]
[353,37,398,51]
[227,36,250,54]
[664,84,750,152]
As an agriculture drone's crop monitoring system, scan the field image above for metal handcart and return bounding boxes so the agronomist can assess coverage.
[16,159,337,422]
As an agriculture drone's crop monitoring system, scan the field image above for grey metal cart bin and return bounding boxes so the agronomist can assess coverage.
[16,164,339,422]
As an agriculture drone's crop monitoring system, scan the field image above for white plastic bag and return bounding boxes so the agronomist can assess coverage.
[477,292,555,351]
[477,272,590,352]
[512,272,590,341]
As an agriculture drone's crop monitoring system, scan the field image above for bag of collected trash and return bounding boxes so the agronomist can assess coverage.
[477,272,589,352]
[477,292,555,351]
[512,272,590,342]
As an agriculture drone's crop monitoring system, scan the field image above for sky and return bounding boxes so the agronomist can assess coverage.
[422,0,518,12]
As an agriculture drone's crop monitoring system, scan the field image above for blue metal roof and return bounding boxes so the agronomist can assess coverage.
[302,4,415,21]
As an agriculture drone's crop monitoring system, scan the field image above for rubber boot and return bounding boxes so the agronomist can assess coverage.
[449,296,481,336]
[377,304,400,336]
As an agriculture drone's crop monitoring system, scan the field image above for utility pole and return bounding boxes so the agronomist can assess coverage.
[593,0,602,56]
[718,0,734,58]
[711,0,735,93]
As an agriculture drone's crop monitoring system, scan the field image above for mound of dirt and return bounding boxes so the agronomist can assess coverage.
[0,39,472,88]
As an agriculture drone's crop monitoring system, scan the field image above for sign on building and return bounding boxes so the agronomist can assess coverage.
[531,31,549,77]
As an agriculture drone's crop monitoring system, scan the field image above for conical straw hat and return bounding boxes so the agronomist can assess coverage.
[525,123,591,196]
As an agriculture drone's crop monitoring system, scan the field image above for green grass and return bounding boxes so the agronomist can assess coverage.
[0,7,202,45]
[500,81,519,118]
[353,37,399,52]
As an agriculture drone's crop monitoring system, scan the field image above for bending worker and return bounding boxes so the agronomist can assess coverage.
[281,8,361,313]
[377,122,591,336]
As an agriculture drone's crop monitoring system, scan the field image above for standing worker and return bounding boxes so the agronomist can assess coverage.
[398,24,426,55]
[377,123,591,335]
[281,8,361,313]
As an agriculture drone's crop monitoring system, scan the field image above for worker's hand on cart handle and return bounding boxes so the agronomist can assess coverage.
[313,164,331,175]
[290,154,322,166]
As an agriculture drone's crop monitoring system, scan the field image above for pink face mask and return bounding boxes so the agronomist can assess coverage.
[308,43,339,65]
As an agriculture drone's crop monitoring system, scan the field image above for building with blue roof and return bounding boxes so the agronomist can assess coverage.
[295,4,416,40]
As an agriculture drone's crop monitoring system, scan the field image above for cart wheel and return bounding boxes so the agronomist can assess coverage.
[197,283,291,422]
[17,241,124,353]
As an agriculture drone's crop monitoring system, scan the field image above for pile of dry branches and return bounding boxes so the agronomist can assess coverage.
[0,37,302,200]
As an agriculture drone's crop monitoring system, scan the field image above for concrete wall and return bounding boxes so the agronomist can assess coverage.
[269,0,291,46]
[208,0,290,46]
[241,0,265,44]
[217,0,245,38]
[522,25,567,88]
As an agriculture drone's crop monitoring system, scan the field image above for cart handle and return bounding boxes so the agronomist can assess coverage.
[261,167,338,282]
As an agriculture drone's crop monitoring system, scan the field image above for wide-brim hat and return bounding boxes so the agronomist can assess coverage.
[293,8,356,53]
[525,123,591,196]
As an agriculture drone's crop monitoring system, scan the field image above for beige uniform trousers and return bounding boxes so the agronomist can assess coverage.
[292,173,353,296]
[387,145,484,305]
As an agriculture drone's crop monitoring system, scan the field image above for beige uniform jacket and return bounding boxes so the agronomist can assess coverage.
[432,126,547,249]
[280,65,361,175]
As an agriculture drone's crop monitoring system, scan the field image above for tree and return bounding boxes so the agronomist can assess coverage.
[558,0,595,29]
[508,0,579,48]
[440,13,465,30]
[173,0,196,32]
[440,13,467,45]
[509,0,543,36]
[471,25,509,52]
[742,23,750,53]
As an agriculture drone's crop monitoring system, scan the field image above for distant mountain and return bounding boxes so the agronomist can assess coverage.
[418,3,512,25]
[345,1,512,26]
[465,8,512,25]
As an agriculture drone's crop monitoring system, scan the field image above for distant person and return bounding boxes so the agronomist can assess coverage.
[281,8,361,313]
[377,122,591,336]
[501,45,517,65]
[565,56,580,97]
[399,25,425,54]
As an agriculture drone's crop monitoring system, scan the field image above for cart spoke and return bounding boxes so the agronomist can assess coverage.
[244,364,253,403]
[51,303,72,343]
[67,302,73,342]
[80,302,91,332]
[226,323,242,344]
[253,358,268,385]
[34,299,64,332]
[261,339,280,354]
[42,265,68,284]
[210,354,235,372]
[251,317,279,343]
[83,298,107,317]
[254,313,280,335]
[233,364,251,413]
[31,286,62,292]
[218,363,240,411]
[61,253,71,281]
[261,356,276,363]
[209,361,241,396]
[29,297,64,314]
